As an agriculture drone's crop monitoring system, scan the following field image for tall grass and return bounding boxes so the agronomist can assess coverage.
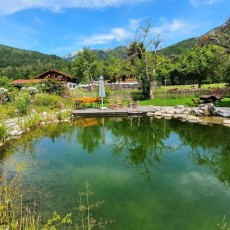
[0,123,7,143]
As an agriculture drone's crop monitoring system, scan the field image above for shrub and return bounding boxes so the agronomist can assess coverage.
[14,92,31,116]
[33,94,60,108]
[56,109,71,121]
[0,87,10,104]
[38,78,64,95]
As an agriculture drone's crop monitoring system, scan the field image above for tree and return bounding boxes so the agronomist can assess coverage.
[200,17,230,54]
[71,48,101,84]
[38,78,64,95]
[178,45,223,88]
[0,75,12,87]
[127,18,163,99]
[103,55,124,82]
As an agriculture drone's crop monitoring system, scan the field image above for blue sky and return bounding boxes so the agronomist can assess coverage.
[0,0,229,57]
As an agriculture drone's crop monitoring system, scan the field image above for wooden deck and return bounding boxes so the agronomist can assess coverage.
[72,106,159,117]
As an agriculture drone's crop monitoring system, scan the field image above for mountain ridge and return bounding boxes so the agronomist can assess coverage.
[62,21,229,60]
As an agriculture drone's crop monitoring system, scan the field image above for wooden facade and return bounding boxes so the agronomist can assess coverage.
[12,69,74,86]
[34,69,72,82]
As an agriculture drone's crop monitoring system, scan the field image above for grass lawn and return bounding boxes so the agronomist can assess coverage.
[139,96,196,107]
[139,96,230,107]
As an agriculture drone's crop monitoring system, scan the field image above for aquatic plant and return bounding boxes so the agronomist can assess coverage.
[217,216,230,230]
[0,166,113,230]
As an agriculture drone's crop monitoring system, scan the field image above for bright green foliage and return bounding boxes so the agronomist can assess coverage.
[38,78,64,95]
[14,92,31,116]
[178,45,224,87]
[56,110,71,121]
[103,55,124,82]
[17,114,42,130]
[33,93,60,107]
[0,76,12,87]
[71,48,102,83]
[0,123,7,142]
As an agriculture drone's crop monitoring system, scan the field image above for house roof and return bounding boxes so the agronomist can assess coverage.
[34,69,73,79]
[12,79,42,85]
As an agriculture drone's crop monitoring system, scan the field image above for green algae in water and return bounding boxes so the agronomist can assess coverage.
[1,117,230,230]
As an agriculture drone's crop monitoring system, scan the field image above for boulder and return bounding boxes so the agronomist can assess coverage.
[146,112,155,116]
[174,114,187,119]
[216,111,230,118]
[154,111,162,116]
[163,113,173,119]
[187,115,200,123]
[174,105,185,109]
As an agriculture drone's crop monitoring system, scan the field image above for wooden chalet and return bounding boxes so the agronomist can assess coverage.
[34,69,72,82]
[12,69,74,87]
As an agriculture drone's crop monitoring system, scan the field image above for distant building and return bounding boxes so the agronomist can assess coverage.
[34,69,73,82]
[12,69,74,88]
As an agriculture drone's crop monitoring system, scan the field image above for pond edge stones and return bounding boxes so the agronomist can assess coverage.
[146,104,230,124]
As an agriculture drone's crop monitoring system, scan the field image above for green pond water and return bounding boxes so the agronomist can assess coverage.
[1,117,230,229]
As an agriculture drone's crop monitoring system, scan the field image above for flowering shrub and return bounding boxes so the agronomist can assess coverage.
[0,87,10,104]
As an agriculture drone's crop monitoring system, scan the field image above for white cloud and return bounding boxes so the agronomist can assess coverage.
[80,27,129,46]
[189,0,220,7]
[152,18,189,35]
[167,171,230,200]
[149,18,200,47]
[0,0,149,16]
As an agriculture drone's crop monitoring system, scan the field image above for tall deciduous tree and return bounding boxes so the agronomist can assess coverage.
[179,45,223,88]
[71,48,100,83]
[103,55,124,82]
[127,18,163,99]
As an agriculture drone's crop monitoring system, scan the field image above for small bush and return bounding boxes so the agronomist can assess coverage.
[33,94,60,108]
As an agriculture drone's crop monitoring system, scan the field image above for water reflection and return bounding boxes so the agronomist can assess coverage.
[1,116,229,185]
[170,119,230,185]
[1,117,230,229]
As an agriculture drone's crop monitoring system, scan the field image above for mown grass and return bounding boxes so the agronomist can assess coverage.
[139,96,230,107]
[139,96,196,107]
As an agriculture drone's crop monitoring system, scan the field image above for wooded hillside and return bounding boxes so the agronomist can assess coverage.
[0,45,70,79]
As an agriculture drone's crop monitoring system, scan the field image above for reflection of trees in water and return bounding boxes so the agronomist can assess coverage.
[0,123,75,161]
[72,117,105,154]
[2,117,230,185]
[170,119,230,185]
[107,117,171,181]
[76,124,103,154]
